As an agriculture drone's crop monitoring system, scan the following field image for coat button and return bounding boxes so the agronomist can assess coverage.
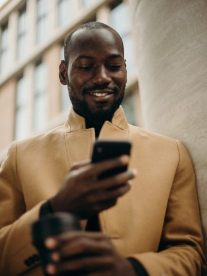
[24,259,32,267]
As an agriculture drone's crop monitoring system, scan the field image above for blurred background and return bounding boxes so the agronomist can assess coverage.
[0,0,143,164]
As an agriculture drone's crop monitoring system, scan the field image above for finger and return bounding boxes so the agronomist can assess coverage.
[92,169,137,191]
[82,184,130,215]
[77,155,130,180]
[91,183,131,206]
[45,231,108,250]
[53,235,112,260]
[47,256,113,275]
[70,160,91,171]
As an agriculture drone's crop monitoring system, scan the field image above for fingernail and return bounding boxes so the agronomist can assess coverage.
[120,155,129,164]
[45,238,57,248]
[131,169,137,176]
[51,252,60,262]
[46,264,56,275]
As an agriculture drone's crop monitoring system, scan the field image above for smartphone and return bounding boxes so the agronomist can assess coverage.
[91,140,131,179]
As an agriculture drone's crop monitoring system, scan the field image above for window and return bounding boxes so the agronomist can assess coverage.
[17,6,27,59]
[122,90,138,126]
[34,61,48,132]
[57,0,75,26]
[81,0,96,7]
[60,46,72,112]
[110,1,134,73]
[36,0,48,43]
[15,75,28,140]
[0,22,8,74]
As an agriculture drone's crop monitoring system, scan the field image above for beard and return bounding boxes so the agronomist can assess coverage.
[68,85,125,125]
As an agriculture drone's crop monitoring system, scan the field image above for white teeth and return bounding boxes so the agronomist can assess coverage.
[91,93,108,97]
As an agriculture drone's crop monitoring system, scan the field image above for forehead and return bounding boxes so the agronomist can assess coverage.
[68,28,124,60]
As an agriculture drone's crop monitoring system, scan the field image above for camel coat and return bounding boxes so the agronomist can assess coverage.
[0,107,205,275]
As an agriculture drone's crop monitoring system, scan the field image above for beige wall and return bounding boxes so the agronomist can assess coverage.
[133,0,207,260]
[0,79,16,150]
[44,44,61,120]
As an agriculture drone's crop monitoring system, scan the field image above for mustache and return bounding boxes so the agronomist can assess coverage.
[82,85,118,94]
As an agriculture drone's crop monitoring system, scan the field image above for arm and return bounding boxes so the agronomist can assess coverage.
[0,142,43,275]
[129,141,206,275]
[0,142,136,275]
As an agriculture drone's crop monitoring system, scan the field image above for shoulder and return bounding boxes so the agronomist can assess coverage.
[128,124,189,164]
[128,124,177,144]
[17,125,65,147]
[6,125,66,159]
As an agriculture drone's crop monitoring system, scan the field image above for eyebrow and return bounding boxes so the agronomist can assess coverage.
[76,55,94,60]
[108,54,123,59]
[76,54,123,60]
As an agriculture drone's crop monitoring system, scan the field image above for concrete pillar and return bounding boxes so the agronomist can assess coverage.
[132,0,207,258]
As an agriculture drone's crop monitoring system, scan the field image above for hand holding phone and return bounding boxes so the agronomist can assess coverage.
[92,140,131,179]
[50,140,134,219]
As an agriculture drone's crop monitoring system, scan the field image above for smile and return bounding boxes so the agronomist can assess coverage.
[90,92,109,97]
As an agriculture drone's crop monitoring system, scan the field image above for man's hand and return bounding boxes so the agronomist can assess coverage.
[45,232,137,276]
[49,155,136,219]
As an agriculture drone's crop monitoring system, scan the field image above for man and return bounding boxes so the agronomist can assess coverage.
[0,22,205,276]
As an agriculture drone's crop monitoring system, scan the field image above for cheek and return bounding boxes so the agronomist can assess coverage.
[69,73,90,89]
[113,72,127,88]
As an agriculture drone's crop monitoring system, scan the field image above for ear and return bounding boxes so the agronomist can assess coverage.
[59,60,68,85]
[124,59,127,68]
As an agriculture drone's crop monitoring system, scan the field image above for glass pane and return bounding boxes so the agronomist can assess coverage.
[18,9,26,35]
[34,94,48,131]
[36,0,48,43]
[81,0,96,7]
[37,0,47,18]
[122,91,138,126]
[15,109,28,140]
[0,25,7,72]
[16,77,26,106]
[36,19,46,43]
[1,25,8,49]
[110,2,130,37]
[17,35,26,59]
[60,46,72,111]
[34,62,48,131]
[35,62,46,93]
[15,76,28,140]
[58,0,75,26]
[0,51,6,73]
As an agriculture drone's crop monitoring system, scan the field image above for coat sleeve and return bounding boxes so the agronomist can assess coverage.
[129,140,206,275]
[0,142,44,275]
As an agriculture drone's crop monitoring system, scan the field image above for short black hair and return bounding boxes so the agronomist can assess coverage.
[64,21,124,64]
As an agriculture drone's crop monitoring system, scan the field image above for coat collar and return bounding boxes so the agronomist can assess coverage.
[64,106,129,135]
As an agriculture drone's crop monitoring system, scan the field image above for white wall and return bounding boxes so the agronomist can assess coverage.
[133,0,207,261]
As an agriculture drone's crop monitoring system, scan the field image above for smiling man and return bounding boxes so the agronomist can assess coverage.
[59,25,127,136]
[0,22,205,276]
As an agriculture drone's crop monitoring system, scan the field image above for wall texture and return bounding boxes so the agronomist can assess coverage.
[132,0,207,259]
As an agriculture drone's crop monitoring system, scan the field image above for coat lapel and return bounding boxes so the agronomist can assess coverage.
[63,107,130,233]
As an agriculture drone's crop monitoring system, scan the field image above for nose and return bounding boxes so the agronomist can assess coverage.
[91,65,111,85]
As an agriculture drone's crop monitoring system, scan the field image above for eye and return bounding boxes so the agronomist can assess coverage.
[77,65,93,71]
[107,64,122,70]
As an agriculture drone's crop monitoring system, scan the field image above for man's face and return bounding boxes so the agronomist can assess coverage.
[65,28,127,124]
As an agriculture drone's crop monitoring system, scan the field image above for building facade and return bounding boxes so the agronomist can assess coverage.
[0,0,143,163]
